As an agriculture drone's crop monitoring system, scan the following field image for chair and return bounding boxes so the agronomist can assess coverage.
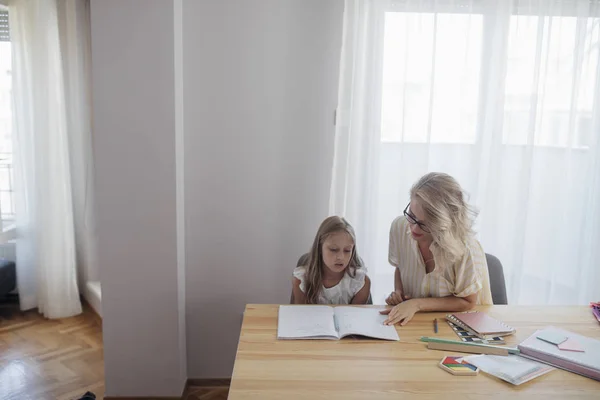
[290,253,373,304]
[485,253,508,305]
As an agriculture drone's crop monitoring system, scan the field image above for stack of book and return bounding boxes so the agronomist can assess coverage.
[518,327,600,381]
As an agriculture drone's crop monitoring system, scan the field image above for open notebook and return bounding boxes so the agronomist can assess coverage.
[277,305,400,341]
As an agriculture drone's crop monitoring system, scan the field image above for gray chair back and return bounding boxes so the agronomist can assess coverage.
[291,253,372,304]
[486,253,507,305]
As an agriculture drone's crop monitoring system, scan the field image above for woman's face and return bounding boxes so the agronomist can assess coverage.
[407,198,434,243]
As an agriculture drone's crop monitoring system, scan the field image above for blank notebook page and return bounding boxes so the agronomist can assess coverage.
[277,305,337,339]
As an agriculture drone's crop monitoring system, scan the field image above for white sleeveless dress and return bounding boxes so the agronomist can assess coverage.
[293,266,367,304]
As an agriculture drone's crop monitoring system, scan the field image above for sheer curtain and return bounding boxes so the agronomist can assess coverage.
[331,0,600,305]
[9,0,95,318]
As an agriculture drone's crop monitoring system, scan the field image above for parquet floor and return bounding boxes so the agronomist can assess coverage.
[184,385,229,399]
[0,299,229,400]
[0,299,104,400]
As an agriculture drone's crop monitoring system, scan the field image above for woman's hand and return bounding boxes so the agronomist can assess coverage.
[380,299,420,326]
[385,290,411,305]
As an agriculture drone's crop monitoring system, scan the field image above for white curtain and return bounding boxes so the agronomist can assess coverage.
[9,0,95,318]
[331,0,600,305]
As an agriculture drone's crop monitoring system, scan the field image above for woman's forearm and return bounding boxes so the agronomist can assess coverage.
[413,295,476,312]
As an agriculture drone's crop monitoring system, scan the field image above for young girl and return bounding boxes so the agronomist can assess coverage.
[292,216,371,304]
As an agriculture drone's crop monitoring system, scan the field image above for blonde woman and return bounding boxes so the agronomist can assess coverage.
[292,216,371,304]
[381,172,492,326]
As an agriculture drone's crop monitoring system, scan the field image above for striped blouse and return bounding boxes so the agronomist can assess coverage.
[388,216,493,305]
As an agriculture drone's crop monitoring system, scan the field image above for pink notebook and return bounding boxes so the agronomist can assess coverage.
[446,311,515,338]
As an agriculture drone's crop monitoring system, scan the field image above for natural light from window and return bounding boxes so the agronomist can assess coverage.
[503,16,599,148]
[0,40,14,229]
[381,12,483,144]
[381,12,599,148]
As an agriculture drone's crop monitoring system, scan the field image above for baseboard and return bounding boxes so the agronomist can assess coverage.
[103,378,230,399]
[84,280,102,318]
[104,382,187,400]
[103,397,181,400]
[186,378,231,387]
[182,379,230,399]
[80,296,102,326]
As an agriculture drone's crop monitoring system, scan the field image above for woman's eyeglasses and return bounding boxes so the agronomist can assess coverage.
[403,203,430,233]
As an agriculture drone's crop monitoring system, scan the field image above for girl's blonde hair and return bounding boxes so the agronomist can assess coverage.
[304,216,363,304]
[410,172,478,265]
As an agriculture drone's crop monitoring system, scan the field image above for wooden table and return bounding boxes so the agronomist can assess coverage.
[229,304,600,399]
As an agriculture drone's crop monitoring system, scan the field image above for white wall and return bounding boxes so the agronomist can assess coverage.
[90,0,186,396]
[183,0,344,377]
[90,0,344,388]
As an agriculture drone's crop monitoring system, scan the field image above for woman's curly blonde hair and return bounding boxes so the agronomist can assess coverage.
[410,172,478,265]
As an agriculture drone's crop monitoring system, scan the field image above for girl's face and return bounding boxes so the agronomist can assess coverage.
[321,231,354,274]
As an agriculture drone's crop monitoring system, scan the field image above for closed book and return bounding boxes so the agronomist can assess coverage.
[446,311,515,339]
[518,327,600,381]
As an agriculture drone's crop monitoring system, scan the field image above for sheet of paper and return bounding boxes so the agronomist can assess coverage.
[537,331,568,345]
[277,306,338,339]
[558,337,585,352]
[334,307,399,341]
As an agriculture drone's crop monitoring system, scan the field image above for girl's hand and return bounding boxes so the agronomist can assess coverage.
[380,299,419,326]
[385,290,411,305]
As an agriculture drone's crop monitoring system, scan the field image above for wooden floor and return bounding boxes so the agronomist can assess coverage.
[0,300,105,400]
[0,299,229,400]
[184,385,229,399]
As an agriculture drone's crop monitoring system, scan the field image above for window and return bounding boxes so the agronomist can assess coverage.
[503,16,599,147]
[380,5,600,148]
[381,12,483,144]
[0,10,14,229]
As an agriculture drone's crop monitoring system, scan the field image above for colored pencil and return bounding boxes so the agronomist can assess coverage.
[434,318,438,334]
